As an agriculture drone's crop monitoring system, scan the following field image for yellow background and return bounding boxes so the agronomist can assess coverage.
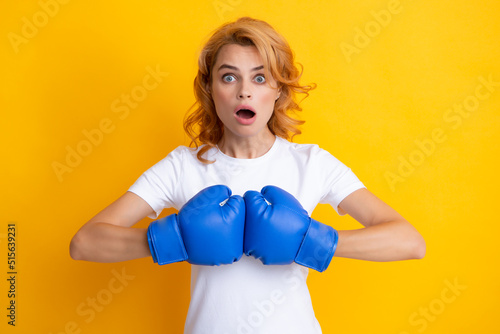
[1,0,499,333]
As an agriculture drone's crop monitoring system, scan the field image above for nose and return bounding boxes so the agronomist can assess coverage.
[237,81,252,99]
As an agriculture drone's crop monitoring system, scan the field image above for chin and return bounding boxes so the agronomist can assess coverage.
[225,125,266,139]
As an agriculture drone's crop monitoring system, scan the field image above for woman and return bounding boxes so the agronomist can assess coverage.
[70,16,425,333]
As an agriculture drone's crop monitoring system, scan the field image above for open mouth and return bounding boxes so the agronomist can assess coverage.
[236,109,256,119]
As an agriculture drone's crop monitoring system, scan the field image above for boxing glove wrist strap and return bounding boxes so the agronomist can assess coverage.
[147,214,188,265]
[295,219,339,272]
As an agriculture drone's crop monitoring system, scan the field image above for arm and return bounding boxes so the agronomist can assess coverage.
[69,191,155,263]
[334,188,426,261]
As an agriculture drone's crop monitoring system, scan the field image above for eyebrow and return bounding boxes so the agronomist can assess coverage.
[217,64,264,72]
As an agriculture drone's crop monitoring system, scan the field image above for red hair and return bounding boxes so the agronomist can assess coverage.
[183,17,316,163]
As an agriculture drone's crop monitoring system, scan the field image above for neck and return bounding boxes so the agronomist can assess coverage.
[218,130,276,159]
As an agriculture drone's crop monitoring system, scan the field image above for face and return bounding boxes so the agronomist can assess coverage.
[210,44,280,141]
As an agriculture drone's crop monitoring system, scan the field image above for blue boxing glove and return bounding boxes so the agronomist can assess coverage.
[243,185,338,272]
[147,185,245,265]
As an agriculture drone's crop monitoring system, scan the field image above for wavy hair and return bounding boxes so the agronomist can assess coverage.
[183,17,316,163]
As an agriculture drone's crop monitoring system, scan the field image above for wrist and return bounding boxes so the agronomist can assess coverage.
[147,214,188,265]
[295,219,338,272]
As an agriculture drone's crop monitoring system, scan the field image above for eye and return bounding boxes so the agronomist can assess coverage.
[222,74,236,83]
[255,75,266,84]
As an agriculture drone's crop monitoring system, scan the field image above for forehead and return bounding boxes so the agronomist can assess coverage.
[214,44,263,68]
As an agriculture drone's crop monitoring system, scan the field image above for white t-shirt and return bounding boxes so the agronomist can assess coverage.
[128,136,365,334]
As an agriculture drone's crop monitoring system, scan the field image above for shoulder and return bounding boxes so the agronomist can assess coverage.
[159,144,213,162]
[278,137,318,153]
[152,145,189,165]
[142,145,194,173]
[150,144,222,171]
[279,138,342,164]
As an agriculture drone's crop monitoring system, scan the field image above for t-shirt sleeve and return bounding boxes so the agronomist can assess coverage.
[127,146,185,219]
[318,149,366,216]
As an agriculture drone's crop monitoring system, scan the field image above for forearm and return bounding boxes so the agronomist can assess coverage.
[334,220,426,262]
[70,222,151,263]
